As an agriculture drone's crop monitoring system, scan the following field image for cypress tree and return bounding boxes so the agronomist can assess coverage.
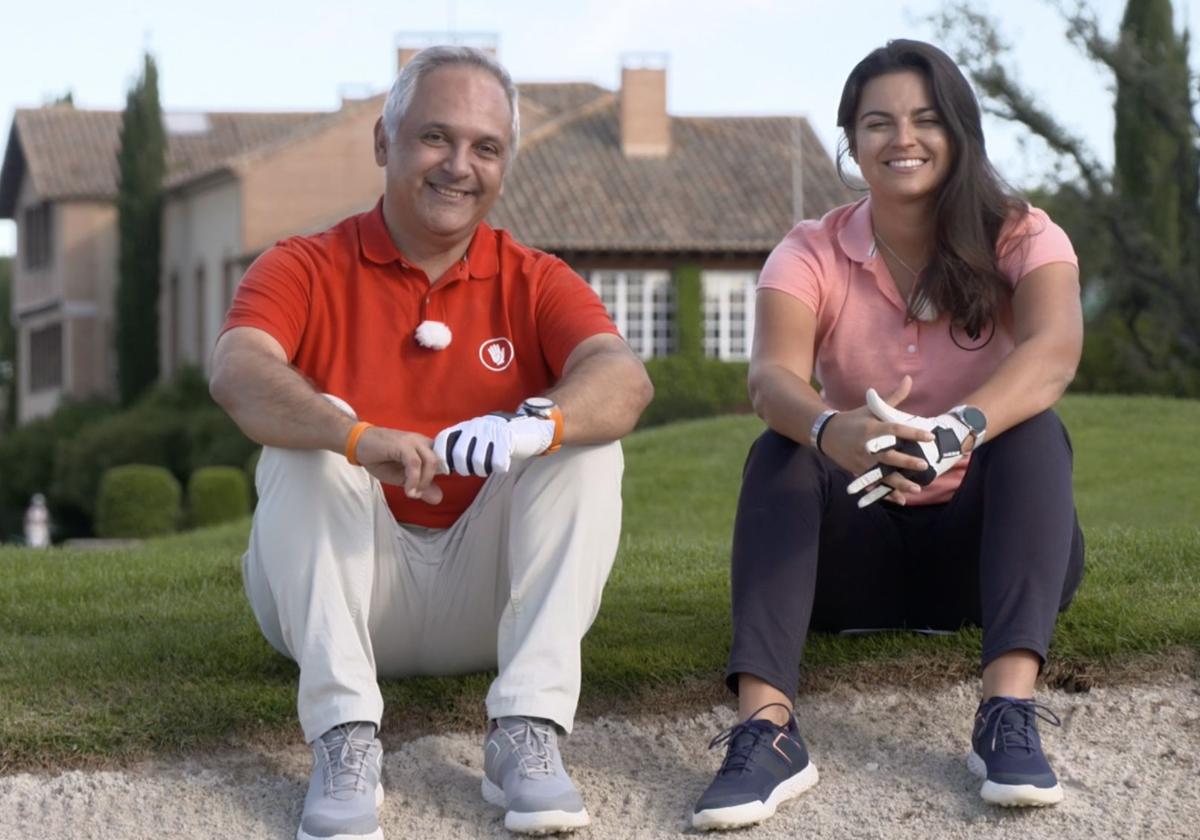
[1113,0,1192,272]
[114,53,166,405]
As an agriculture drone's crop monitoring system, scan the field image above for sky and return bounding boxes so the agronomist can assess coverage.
[0,0,1182,256]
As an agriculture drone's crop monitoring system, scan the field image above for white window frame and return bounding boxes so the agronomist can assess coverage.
[702,270,758,361]
[588,270,674,359]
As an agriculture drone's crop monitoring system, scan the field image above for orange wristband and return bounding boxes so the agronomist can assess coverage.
[344,421,373,466]
[543,406,564,454]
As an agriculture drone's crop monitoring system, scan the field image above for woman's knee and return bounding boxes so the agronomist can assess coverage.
[743,429,826,487]
[984,409,1071,456]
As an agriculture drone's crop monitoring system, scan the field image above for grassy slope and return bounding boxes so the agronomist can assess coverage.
[1,394,1197,767]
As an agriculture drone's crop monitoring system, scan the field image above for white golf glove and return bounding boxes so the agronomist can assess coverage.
[433,412,556,477]
[847,389,985,508]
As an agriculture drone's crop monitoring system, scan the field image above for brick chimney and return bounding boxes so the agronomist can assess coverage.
[619,54,670,158]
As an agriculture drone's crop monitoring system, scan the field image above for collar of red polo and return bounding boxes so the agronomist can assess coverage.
[836,196,879,265]
[358,197,499,278]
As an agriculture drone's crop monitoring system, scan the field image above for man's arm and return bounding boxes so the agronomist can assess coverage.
[543,333,654,444]
[210,326,443,501]
[210,327,354,452]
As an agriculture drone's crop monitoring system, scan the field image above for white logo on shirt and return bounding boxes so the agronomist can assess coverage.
[479,338,515,372]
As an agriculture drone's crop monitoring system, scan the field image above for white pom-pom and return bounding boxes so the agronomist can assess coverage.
[415,320,452,350]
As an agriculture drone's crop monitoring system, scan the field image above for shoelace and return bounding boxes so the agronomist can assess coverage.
[707,703,793,776]
[501,719,557,778]
[319,724,376,799]
[981,699,1062,756]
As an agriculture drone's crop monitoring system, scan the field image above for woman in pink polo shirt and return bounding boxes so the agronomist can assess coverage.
[692,40,1085,830]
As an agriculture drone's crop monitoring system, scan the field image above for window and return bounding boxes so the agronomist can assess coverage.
[589,270,674,358]
[194,263,206,361]
[23,203,52,270]
[167,272,180,374]
[223,261,238,313]
[703,271,758,361]
[29,323,63,392]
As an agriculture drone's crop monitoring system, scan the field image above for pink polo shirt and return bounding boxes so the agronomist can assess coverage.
[759,197,1077,504]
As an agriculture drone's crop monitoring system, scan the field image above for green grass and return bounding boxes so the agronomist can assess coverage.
[1,394,1197,768]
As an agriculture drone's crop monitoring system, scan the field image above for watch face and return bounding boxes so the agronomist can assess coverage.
[522,397,557,418]
[960,406,987,433]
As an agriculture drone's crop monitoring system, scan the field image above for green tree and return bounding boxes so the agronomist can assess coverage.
[115,53,166,405]
[1114,0,1194,275]
[932,1,1200,395]
[0,256,14,431]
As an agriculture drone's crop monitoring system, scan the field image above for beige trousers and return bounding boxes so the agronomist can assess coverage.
[242,406,623,743]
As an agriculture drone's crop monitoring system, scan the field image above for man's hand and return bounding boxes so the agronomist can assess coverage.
[353,426,444,504]
[433,413,556,477]
[847,392,977,507]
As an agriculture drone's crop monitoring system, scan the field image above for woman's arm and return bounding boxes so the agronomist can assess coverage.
[750,289,932,503]
[960,262,1082,440]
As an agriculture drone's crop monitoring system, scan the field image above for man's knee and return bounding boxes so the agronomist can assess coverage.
[525,441,624,490]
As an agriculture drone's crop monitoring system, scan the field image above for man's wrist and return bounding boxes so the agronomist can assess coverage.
[520,397,564,454]
[344,421,373,465]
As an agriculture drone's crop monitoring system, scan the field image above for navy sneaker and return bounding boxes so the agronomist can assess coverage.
[692,703,819,830]
[968,696,1064,807]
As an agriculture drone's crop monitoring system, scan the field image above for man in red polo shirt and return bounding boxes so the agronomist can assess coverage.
[210,46,652,839]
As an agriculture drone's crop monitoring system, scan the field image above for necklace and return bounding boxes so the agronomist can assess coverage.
[873,232,926,280]
[874,232,939,321]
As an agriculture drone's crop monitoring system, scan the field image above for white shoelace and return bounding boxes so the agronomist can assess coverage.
[319,724,375,799]
[504,720,556,778]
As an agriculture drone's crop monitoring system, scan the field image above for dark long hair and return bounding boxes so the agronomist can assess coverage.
[836,39,1027,339]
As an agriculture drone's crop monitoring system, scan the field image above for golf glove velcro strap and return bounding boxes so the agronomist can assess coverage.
[433,412,556,477]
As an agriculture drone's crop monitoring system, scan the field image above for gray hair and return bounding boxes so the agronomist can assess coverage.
[382,46,520,160]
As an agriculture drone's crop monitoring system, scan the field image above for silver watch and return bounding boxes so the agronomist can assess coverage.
[949,404,987,445]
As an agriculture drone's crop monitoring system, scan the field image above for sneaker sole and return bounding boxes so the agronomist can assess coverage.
[481,777,591,834]
[296,783,385,840]
[691,760,819,831]
[967,752,1064,807]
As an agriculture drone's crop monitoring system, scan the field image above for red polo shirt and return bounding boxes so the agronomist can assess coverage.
[222,199,618,527]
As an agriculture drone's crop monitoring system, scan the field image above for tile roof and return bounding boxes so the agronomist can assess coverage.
[2,83,853,254]
[489,101,853,254]
[1,106,323,214]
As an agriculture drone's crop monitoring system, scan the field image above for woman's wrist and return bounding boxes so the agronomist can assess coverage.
[810,408,840,453]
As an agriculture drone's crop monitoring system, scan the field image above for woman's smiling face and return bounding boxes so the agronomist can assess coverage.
[851,70,951,205]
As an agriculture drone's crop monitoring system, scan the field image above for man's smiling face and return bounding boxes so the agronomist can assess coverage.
[375,63,512,257]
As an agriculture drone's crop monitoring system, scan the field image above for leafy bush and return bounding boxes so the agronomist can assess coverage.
[187,466,250,528]
[185,409,257,474]
[53,407,190,517]
[94,464,181,538]
[49,368,252,525]
[0,398,116,540]
[638,356,751,428]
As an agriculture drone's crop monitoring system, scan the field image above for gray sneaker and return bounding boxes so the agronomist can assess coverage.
[298,722,384,840]
[482,716,590,834]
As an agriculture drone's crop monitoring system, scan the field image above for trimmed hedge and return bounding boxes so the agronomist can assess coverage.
[187,466,250,528]
[638,356,751,428]
[95,464,182,538]
[48,368,255,527]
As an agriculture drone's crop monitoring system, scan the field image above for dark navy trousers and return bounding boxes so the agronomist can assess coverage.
[725,410,1085,698]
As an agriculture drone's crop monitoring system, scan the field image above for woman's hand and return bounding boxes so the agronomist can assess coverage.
[818,375,934,505]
